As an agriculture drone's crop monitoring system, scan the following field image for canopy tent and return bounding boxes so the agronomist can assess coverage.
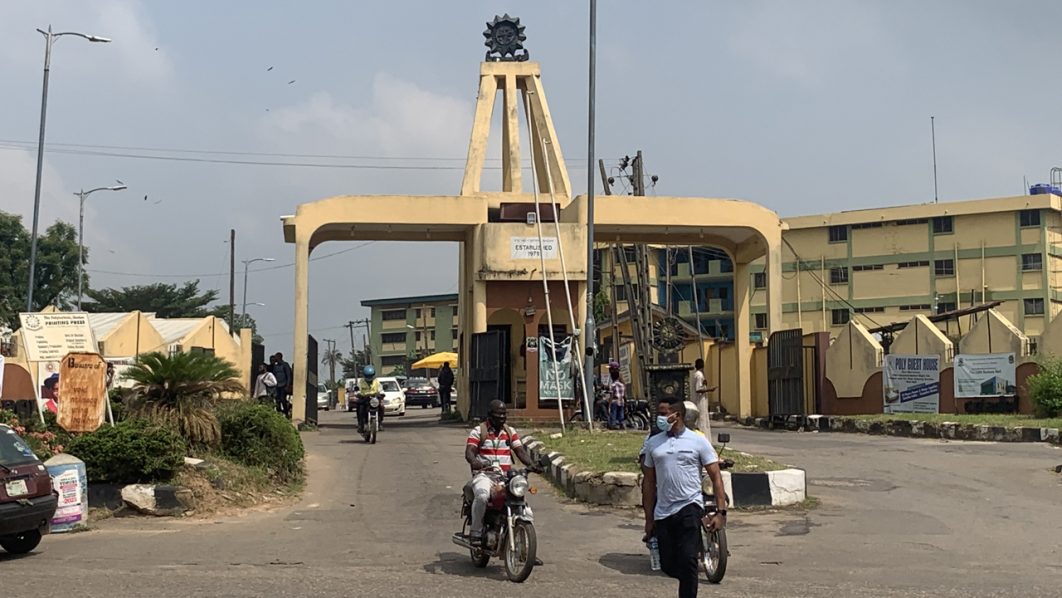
[411,351,458,370]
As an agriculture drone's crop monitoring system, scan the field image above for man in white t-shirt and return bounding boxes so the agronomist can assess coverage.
[690,359,716,437]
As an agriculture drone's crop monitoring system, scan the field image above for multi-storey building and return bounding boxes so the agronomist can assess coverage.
[361,294,459,374]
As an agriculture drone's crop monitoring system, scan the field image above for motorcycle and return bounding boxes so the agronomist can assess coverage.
[452,468,538,583]
[569,387,649,430]
[357,392,384,444]
[701,432,734,584]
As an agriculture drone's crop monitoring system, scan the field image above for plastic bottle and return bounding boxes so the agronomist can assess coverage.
[647,536,661,571]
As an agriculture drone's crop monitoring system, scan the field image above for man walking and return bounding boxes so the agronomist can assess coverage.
[642,399,728,598]
[691,359,716,438]
[271,353,293,418]
[438,361,455,415]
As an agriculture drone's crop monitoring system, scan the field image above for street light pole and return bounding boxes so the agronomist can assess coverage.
[76,184,126,310]
[583,0,599,415]
[241,257,275,316]
[26,25,111,312]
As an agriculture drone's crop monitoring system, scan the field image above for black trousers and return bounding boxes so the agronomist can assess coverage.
[439,388,452,413]
[656,502,704,598]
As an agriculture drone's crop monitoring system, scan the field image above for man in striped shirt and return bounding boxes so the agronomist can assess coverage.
[464,400,541,546]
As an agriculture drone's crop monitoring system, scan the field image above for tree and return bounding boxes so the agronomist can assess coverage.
[208,307,262,344]
[123,351,244,447]
[341,349,371,378]
[321,347,343,385]
[84,281,218,317]
[0,211,83,325]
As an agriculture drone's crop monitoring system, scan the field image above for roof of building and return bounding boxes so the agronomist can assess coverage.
[87,312,132,340]
[785,193,1062,230]
[361,293,459,308]
[149,317,205,345]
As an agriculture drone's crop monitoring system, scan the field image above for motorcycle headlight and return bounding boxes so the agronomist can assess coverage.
[509,475,529,497]
[369,398,380,408]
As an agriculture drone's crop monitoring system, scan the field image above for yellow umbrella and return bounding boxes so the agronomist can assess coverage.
[411,351,459,370]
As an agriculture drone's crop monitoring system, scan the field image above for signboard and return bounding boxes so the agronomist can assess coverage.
[18,312,95,362]
[618,343,633,388]
[511,236,558,260]
[57,353,108,432]
[955,353,1017,398]
[37,361,61,414]
[538,336,574,402]
[883,354,941,414]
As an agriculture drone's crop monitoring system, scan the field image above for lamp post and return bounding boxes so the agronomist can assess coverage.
[241,258,275,316]
[26,25,112,312]
[75,184,126,310]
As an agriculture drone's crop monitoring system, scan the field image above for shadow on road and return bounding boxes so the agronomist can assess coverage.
[422,551,507,583]
[598,552,659,577]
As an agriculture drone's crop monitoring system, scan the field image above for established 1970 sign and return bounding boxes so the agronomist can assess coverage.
[18,312,96,362]
[511,236,558,260]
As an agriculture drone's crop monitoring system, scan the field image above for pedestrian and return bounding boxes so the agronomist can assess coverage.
[607,361,625,429]
[691,358,716,438]
[253,363,277,404]
[438,361,455,415]
[271,353,293,418]
[642,398,728,598]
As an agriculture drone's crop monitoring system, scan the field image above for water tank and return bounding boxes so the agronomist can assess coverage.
[1029,183,1061,196]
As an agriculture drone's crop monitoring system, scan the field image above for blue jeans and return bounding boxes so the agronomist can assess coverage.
[609,402,625,428]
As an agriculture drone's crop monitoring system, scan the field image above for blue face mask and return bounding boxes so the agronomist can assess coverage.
[656,415,671,432]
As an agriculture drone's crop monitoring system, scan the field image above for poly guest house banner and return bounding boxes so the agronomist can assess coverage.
[954,353,1017,398]
[538,335,575,402]
[883,354,941,414]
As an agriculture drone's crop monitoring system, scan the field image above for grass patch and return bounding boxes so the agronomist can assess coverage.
[839,413,1062,429]
[531,429,786,474]
[174,454,302,516]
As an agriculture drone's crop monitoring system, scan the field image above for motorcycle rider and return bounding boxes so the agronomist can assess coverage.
[355,365,385,434]
[464,400,542,547]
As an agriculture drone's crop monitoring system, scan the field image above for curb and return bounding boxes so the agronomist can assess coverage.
[522,435,806,509]
[719,414,1062,445]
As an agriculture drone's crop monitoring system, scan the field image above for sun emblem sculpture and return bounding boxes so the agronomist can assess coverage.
[651,316,688,354]
[484,14,528,62]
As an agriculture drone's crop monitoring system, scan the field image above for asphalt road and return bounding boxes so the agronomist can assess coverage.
[3,410,1061,597]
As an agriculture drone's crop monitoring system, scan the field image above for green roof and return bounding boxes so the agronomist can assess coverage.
[360,293,459,307]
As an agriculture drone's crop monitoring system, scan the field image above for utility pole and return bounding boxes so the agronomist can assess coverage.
[228,229,235,330]
[931,116,939,204]
[322,338,337,386]
[599,159,620,363]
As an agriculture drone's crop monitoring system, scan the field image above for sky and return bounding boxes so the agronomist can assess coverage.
[2,0,1062,356]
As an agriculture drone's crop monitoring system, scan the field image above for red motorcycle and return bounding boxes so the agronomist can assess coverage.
[452,468,538,583]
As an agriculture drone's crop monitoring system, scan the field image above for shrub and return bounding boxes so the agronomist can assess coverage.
[66,420,186,484]
[1027,356,1062,418]
[217,401,304,482]
[1,409,70,461]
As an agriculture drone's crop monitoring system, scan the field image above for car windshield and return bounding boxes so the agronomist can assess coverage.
[317,384,327,393]
[381,380,401,392]
[0,426,39,467]
[406,378,429,387]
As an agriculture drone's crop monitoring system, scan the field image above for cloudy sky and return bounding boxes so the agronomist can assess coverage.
[2,1,1061,356]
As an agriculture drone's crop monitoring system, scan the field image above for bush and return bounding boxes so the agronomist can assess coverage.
[1,409,70,461]
[217,401,304,482]
[66,420,186,484]
[1027,356,1062,418]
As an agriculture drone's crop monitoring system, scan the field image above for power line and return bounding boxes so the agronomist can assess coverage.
[782,237,884,328]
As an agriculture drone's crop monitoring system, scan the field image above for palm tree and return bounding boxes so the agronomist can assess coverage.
[123,351,244,447]
[321,348,343,386]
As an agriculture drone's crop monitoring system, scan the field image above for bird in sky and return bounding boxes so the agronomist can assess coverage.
[267,66,273,71]
[288,80,296,85]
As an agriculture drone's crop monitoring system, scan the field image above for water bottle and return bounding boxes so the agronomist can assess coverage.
[647,536,661,571]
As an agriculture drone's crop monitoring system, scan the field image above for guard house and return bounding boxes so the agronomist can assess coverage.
[282,16,785,423]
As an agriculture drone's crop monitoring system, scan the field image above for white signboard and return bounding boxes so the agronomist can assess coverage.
[883,354,941,414]
[511,236,558,260]
[618,343,633,388]
[18,313,96,362]
[955,353,1017,398]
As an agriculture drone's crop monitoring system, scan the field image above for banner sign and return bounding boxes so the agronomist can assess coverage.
[538,336,574,401]
[511,237,558,260]
[57,353,108,433]
[883,354,941,414]
[19,313,95,362]
[955,353,1017,398]
[618,343,633,388]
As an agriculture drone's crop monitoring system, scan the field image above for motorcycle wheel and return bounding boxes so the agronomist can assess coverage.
[701,525,728,584]
[569,413,584,423]
[503,521,537,583]
[370,420,377,444]
[632,413,650,431]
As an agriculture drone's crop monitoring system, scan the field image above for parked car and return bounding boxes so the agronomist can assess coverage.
[404,377,439,409]
[0,424,58,555]
[317,384,331,411]
[344,378,360,411]
[377,377,407,416]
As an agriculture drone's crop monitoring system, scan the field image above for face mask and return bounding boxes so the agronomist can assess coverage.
[656,415,671,432]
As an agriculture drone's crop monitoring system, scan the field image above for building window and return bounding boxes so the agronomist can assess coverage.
[831,309,850,326]
[754,313,768,329]
[932,216,953,234]
[452,328,458,339]
[934,259,954,277]
[898,260,930,269]
[1025,298,1045,316]
[430,330,437,340]
[1022,253,1043,271]
[899,304,932,311]
[829,266,849,284]
[851,222,884,230]
[853,306,885,314]
[382,309,406,321]
[895,218,928,226]
[1020,209,1041,228]
[415,331,422,342]
[828,225,848,243]
[614,285,627,301]
[752,272,766,289]
[381,355,405,366]
[936,302,957,314]
[852,264,884,272]
[381,332,405,344]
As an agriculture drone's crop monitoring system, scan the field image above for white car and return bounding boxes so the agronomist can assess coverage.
[377,377,406,416]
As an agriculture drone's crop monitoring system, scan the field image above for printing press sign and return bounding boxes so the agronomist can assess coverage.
[883,354,941,414]
[511,236,558,260]
[18,312,95,362]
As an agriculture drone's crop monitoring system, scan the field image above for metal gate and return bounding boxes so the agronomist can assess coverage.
[767,328,805,417]
[469,330,504,421]
[305,335,318,424]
